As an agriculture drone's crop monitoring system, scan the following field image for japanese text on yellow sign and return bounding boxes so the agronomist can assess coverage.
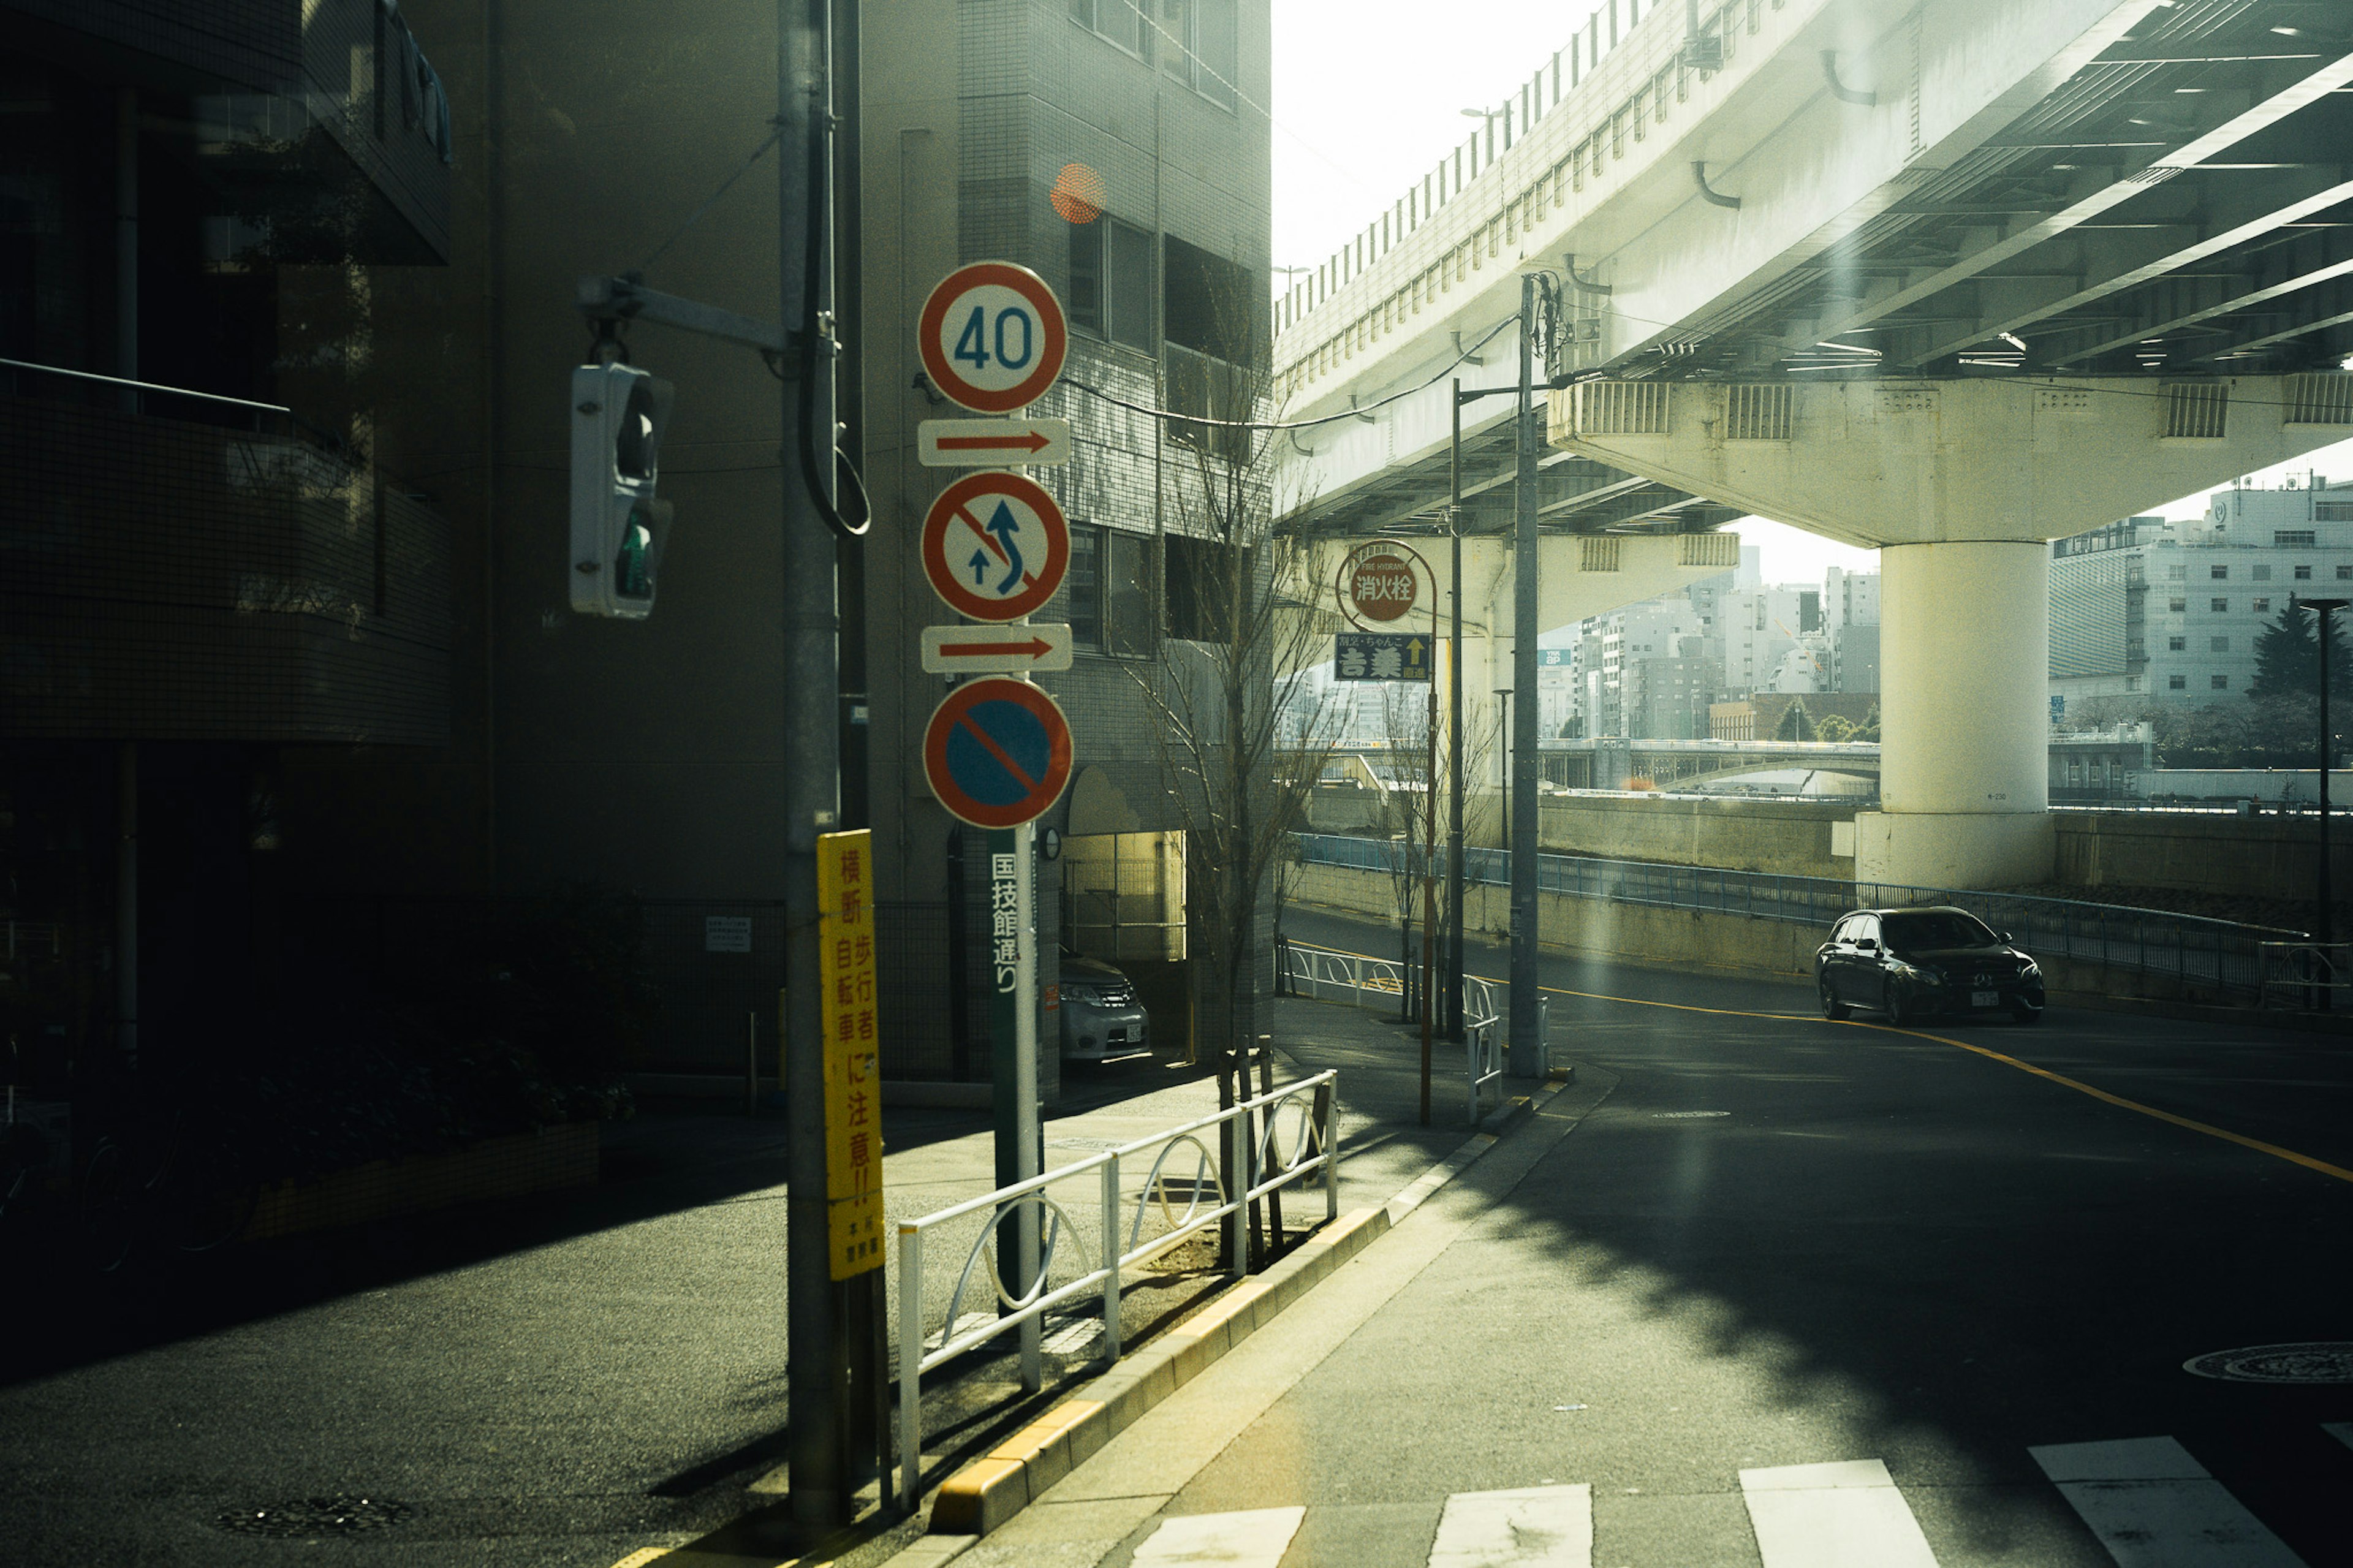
[819,830,884,1279]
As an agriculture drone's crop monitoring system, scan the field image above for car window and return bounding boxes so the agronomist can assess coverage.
[1881,911,1996,951]
[1855,916,1878,945]
[1828,917,1855,943]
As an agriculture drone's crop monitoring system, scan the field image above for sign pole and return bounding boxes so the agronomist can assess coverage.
[779,0,853,1526]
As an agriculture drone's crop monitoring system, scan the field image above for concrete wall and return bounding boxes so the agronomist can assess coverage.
[2056,811,2351,906]
[1292,862,2249,1010]
[1536,793,1852,880]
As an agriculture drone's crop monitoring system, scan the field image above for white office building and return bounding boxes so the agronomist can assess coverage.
[2050,480,2353,709]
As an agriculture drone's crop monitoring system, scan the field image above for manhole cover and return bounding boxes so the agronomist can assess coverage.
[214,1497,412,1537]
[2183,1343,2353,1384]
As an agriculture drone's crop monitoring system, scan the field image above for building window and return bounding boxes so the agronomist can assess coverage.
[2167,564,2186,580]
[2211,598,2229,612]
[2166,635,2185,651]
[2295,564,2314,580]
[1105,528,1156,657]
[1164,535,1243,641]
[2169,597,2187,612]
[2211,673,2229,689]
[2211,564,2229,579]
[2169,674,2187,690]
[1151,0,1239,108]
[2339,564,2353,580]
[2210,635,2229,653]
[1070,0,1149,57]
[1069,218,1158,352]
[1067,526,1102,650]
[2276,530,2317,547]
[2253,597,2270,613]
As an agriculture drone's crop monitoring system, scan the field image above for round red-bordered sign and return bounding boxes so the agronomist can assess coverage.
[923,678,1075,829]
[922,471,1070,622]
[919,262,1069,414]
[1333,539,1433,631]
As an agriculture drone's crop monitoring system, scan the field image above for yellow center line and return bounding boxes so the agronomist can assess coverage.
[1288,935,2353,1187]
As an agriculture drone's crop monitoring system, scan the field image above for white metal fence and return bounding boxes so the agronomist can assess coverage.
[894,1070,1339,1509]
[2259,942,2351,1010]
[1283,942,1534,1124]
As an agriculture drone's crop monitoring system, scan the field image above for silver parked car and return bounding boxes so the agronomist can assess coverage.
[1058,950,1151,1063]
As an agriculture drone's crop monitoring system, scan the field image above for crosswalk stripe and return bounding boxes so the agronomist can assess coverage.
[2325,1422,2353,1454]
[1133,1505,1306,1567]
[1738,1459,1939,1568]
[2029,1436,2306,1567]
[1427,1483,1593,1567]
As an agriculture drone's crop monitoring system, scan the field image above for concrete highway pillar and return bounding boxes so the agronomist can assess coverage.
[1550,373,2353,889]
[1868,542,2050,888]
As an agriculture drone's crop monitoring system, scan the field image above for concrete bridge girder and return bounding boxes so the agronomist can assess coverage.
[1549,372,2353,890]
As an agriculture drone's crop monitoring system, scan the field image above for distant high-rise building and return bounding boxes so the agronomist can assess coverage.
[2049,486,2353,708]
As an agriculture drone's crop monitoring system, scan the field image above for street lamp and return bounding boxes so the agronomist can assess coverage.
[2294,594,2347,1009]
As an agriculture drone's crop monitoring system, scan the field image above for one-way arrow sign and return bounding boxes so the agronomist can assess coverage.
[919,417,1072,468]
[920,622,1075,674]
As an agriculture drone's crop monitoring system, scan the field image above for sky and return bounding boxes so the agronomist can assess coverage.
[1265,1,2353,589]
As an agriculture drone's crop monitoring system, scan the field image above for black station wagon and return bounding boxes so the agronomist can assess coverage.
[1816,907,2045,1027]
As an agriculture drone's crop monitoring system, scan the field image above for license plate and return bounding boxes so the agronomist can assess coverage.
[1971,990,1999,1008]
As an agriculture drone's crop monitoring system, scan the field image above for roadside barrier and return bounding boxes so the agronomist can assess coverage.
[1294,833,2292,1001]
[1281,941,1534,1123]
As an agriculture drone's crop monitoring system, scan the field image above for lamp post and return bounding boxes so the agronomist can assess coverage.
[2297,594,2347,1010]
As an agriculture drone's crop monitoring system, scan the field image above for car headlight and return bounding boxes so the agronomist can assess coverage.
[2020,962,2041,980]
[1063,985,1104,1004]
[1889,961,1942,985]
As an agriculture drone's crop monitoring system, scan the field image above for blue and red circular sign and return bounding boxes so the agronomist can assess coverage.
[922,471,1070,622]
[923,678,1075,829]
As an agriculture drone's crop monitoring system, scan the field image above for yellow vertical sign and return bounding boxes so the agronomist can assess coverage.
[819,829,885,1279]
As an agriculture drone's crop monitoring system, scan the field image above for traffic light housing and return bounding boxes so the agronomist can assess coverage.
[569,362,676,618]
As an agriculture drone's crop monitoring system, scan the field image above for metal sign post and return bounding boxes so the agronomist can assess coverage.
[914,263,1075,1411]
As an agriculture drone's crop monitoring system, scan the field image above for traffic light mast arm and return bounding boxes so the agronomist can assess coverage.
[577,274,799,358]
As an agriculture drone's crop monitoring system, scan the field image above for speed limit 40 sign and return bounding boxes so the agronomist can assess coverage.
[919,262,1069,414]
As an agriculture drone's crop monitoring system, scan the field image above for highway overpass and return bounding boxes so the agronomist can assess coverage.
[1275,0,2353,890]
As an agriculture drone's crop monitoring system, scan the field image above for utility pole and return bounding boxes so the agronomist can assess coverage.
[2303,596,2347,1012]
[1507,274,1542,1076]
[1447,384,1466,1045]
[780,0,854,1526]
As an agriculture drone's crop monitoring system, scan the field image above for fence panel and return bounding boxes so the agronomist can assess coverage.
[1292,835,2287,1001]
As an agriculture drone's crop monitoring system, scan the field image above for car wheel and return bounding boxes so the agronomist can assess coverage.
[1883,987,1910,1028]
[1819,980,1850,1021]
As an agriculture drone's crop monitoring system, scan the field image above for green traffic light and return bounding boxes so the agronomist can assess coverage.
[616,510,653,599]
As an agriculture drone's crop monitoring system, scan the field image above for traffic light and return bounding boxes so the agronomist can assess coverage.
[570,361,676,618]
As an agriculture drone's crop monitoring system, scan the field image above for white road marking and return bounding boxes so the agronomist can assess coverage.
[2324,1422,2353,1454]
[1738,1459,1939,1568]
[1428,1483,1593,1566]
[2029,1436,2306,1567]
[1132,1506,1306,1567]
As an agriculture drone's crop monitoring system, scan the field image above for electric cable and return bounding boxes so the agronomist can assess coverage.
[795,21,872,543]
[635,125,782,278]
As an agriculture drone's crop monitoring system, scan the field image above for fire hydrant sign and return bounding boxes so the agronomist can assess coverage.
[818,829,884,1279]
[918,262,1069,414]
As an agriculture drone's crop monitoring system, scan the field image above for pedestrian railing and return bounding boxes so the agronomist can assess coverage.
[1282,941,1406,1007]
[1294,834,2293,1000]
[2258,942,2352,1010]
[1283,942,1531,1123]
[895,1070,1339,1509]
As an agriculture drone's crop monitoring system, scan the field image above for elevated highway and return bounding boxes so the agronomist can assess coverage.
[1276,0,2353,888]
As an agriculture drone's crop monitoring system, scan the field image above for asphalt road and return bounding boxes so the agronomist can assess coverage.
[964,906,2353,1567]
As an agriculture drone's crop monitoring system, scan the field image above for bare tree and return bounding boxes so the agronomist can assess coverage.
[1126,299,1343,1265]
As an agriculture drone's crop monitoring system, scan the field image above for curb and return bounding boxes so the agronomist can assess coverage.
[921,1078,1563,1542]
